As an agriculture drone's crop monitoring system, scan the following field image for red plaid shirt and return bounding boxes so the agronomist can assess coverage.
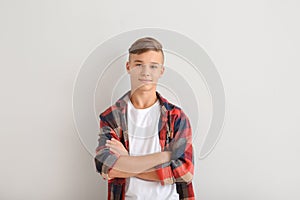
[95,91,195,200]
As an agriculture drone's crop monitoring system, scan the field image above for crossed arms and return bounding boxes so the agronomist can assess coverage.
[105,138,171,181]
[94,108,194,185]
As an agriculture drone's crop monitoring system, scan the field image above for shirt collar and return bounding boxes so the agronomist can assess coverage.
[115,90,175,113]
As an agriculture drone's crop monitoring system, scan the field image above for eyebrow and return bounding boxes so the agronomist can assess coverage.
[133,60,160,64]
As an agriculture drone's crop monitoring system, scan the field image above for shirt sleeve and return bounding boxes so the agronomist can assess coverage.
[156,109,194,185]
[94,112,121,180]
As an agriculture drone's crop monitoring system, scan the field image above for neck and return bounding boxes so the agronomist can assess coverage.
[130,89,157,109]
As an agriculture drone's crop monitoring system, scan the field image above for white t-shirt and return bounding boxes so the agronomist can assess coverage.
[125,99,178,200]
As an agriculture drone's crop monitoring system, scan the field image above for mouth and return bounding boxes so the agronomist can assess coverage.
[138,79,152,83]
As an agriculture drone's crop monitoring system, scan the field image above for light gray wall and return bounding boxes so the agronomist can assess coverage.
[1,0,300,200]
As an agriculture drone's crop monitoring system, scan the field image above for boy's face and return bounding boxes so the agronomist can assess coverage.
[126,50,164,93]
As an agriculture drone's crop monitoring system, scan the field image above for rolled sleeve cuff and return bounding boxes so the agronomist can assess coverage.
[155,165,175,185]
[95,151,119,179]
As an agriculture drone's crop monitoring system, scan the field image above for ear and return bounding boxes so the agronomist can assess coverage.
[159,66,165,77]
[126,61,130,73]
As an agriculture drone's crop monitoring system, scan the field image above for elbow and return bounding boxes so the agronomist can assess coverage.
[94,156,103,174]
[176,172,193,184]
[94,153,120,180]
[185,173,194,183]
[94,157,112,180]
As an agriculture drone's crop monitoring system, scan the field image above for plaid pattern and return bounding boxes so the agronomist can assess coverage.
[95,90,195,200]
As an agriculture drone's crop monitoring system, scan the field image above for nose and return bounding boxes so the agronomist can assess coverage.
[140,65,150,76]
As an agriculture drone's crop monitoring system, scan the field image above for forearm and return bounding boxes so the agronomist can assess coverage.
[109,167,160,181]
[135,168,160,181]
[109,151,171,178]
[108,168,138,178]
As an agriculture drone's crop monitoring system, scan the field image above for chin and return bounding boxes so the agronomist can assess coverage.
[133,85,155,93]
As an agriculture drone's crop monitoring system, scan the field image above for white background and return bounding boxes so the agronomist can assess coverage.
[1,0,300,199]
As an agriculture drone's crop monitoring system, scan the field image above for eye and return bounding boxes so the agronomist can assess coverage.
[135,64,142,67]
[150,65,158,69]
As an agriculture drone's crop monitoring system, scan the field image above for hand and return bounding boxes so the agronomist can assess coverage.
[101,172,112,181]
[165,138,187,160]
[105,138,129,157]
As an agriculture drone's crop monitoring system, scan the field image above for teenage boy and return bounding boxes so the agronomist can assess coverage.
[95,37,194,200]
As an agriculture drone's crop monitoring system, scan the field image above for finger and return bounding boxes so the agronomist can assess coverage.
[111,138,123,145]
[106,140,127,153]
[111,139,123,146]
[106,140,120,146]
[106,140,118,147]
[111,138,118,143]
[107,141,122,150]
[105,143,117,149]
[107,144,124,153]
[107,139,120,146]
[101,174,107,180]
[106,140,113,145]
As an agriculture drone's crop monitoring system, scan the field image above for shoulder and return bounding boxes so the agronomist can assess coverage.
[158,92,186,117]
[168,103,190,123]
[99,104,119,121]
[99,91,130,121]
